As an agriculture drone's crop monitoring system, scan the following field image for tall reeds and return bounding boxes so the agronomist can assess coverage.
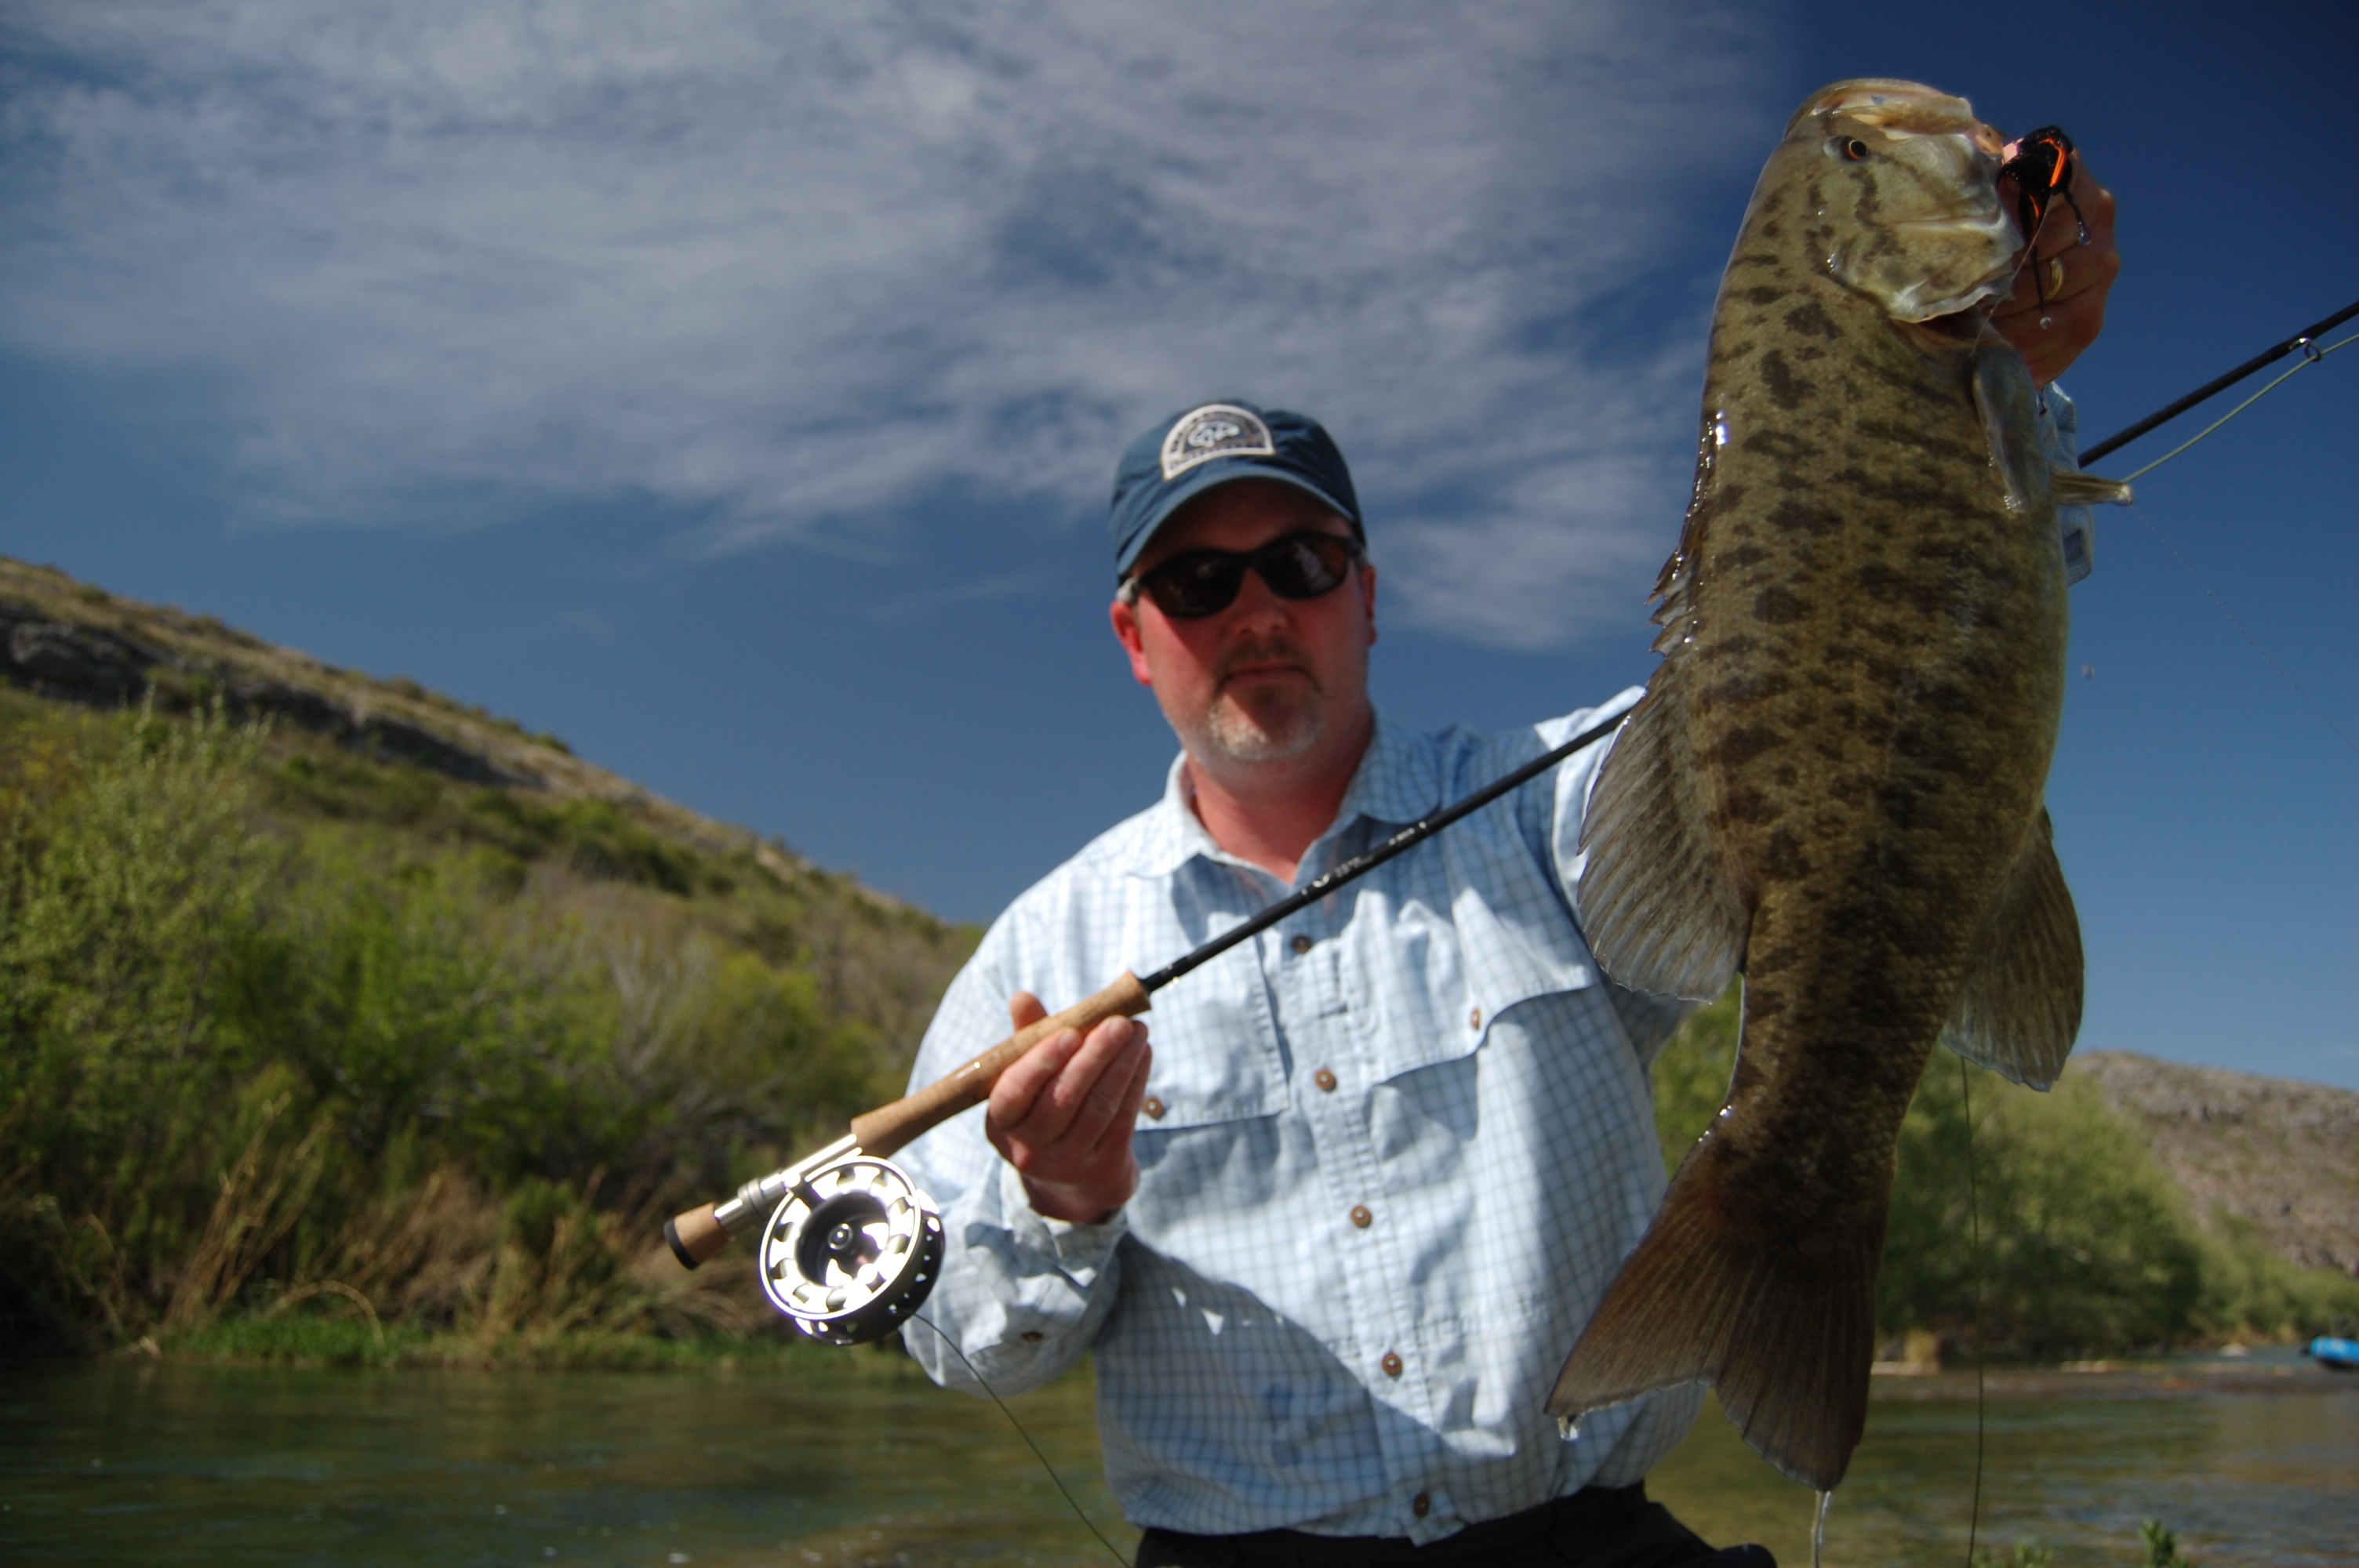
[0,697,968,1356]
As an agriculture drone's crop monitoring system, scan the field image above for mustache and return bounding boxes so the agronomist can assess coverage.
[1213,637,1318,688]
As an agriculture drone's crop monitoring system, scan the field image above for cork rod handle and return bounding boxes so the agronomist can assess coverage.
[849,971,1153,1159]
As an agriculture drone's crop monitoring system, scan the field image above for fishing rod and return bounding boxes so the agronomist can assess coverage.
[661,699,1638,1343]
[663,299,2358,1348]
[2079,296,2359,464]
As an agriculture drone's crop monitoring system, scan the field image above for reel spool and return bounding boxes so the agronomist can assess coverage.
[757,1153,943,1345]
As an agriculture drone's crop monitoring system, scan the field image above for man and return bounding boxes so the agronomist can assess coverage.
[898,159,2116,1567]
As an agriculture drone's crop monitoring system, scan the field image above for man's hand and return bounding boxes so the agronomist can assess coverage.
[986,993,1152,1224]
[1990,147,2120,386]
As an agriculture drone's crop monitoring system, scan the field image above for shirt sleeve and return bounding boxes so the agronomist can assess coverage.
[2041,382,2096,586]
[892,925,1129,1398]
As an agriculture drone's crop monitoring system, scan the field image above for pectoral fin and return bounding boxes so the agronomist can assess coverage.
[1576,667,1747,1001]
[1940,808,2085,1088]
[2050,466,2133,507]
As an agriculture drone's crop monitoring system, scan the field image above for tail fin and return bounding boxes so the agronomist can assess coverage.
[1547,1142,1882,1493]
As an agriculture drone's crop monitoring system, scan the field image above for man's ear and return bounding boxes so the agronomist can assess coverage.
[1110,597,1155,687]
[1362,563,1379,646]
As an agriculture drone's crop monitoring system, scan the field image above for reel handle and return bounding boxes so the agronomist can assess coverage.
[661,971,1150,1268]
[852,970,1151,1157]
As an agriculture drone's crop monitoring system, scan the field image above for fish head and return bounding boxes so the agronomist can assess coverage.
[1785,79,2019,324]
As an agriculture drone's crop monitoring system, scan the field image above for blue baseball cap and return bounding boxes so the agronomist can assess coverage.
[1108,400,1362,579]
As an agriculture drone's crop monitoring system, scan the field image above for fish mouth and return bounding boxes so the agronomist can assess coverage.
[1915,309,1985,341]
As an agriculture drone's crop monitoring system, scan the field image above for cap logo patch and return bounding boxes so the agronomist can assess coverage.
[1160,404,1275,481]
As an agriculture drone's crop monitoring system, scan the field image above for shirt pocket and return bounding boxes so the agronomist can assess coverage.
[1343,848,1599,1086]
[1131,942,1290,1132]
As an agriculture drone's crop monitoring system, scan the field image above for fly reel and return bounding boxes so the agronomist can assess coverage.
[756,1152,943,1345]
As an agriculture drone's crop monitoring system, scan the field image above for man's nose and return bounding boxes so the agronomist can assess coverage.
[1223,561,1292,628]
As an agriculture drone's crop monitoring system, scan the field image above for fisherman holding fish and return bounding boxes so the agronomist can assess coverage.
[897,82,2118,1566]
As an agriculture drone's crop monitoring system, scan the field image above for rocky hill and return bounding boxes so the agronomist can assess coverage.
[0,554,830,896]
[0,550,973,1087]
[2073,1051,2359,1277]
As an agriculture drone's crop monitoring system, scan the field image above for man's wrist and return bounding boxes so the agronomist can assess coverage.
[1020,1174,1123,1225]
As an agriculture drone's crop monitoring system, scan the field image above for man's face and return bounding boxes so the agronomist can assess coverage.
[1110,479,1377,775]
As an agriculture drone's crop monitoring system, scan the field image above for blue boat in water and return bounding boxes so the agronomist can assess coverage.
[2308,1336,2359,1371]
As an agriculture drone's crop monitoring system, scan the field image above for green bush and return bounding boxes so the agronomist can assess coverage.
[0,703,968,1354]
[1648,983,2359,1358]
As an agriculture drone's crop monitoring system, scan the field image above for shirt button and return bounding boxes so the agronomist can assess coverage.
[1314,1068,1337,1092]
[1141,1096,1166,1120]
[1290,933,1314,955]
[1350,1204,1372,1229]
[1412,1492,1432,1518]
[1469,1006,1482,1031]
[1381,1352,1403,1377]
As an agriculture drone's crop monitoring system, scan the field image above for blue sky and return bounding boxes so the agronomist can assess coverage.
[3,2,2354,1089]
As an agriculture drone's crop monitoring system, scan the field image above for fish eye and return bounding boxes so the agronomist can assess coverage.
[1842,138,1870,161]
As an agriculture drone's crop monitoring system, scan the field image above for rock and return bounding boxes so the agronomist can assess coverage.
[1,609,158,706]
[2072,1051,2359,1276]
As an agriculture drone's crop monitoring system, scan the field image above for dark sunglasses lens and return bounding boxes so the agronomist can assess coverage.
[1145,554,1248,619]
[1259,535,1354,597]
[1138,533,1358,619]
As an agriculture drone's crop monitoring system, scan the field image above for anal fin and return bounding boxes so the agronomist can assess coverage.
[1576,667,1747,1001]
[1941,807,2085,1088]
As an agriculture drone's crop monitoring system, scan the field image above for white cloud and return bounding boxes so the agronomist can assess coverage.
[0,0,1780,647]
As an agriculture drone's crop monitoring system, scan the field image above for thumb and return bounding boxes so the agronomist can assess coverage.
[1009,990,1049,1032]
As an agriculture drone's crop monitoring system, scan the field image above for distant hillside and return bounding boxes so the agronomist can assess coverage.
[1,554,837,897]
[2074,1051,2359,1278]
[1,551,977,1356]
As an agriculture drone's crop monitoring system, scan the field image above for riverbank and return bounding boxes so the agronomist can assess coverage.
[6,1350,2350,1567]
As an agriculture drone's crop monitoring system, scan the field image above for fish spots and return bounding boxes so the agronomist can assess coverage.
[1758,350,1812,411]
[1783,302,1842,341]
[1756,828,1811,884]
[1719,545,1772,572]
[1852,418,1974,463]
[1855,562,1955,617]
[1740,429,1819,463]
[1743,285,1789,306]
[1721,784,1778,826]
[1752,586,1805,625]
[1768,499,1843,536]
[1712,726,1787,770]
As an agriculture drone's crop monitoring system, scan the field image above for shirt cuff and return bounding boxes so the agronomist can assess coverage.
[998,1158,1128,1285]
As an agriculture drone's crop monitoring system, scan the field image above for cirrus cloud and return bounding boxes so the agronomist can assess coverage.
[0,0,1778,648]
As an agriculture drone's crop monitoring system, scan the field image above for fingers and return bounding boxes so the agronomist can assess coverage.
[989,1022,1085,1136]
[1008,991,1048,1031]
[1064,1026,1153,1159]
[983,1012,1152,1222]
[991,1015,1145,1148]
[1990,154,2119,384]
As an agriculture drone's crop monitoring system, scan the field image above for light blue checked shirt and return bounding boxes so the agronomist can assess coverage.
[899,387,2092,1543]
[897,694,1708,1544]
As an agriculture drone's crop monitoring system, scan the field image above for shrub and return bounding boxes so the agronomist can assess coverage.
[1647,984,2357,1358]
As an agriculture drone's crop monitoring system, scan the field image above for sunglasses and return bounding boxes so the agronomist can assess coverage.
[1121,532,1365,620]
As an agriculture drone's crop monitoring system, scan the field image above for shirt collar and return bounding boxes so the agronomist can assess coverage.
[1122,710,1439,880]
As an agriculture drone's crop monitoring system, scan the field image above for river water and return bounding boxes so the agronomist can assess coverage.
[2,1349,2352,1566]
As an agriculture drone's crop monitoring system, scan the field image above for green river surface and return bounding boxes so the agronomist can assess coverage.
[2,1348,2352,1566]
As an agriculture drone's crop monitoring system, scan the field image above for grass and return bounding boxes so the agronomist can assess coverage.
[0,694,974,1359]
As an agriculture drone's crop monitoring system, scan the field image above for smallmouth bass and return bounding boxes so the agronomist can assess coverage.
[1547,79,2129,1492]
